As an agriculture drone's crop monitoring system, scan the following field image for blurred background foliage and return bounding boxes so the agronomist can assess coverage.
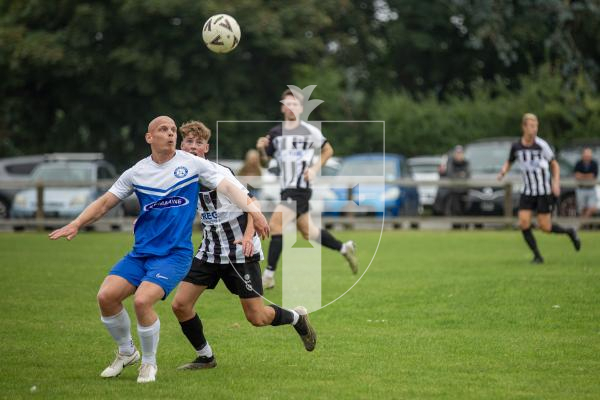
[1,0,599,169]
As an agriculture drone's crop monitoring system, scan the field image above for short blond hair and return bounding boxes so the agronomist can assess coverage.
[179,120,211,142]
[521,113,538,125]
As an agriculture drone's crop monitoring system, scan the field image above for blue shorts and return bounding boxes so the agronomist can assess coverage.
[109,249,193,299]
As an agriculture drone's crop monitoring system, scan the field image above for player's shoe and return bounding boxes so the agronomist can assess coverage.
[342,240,358,274]
[137,363,157,383]
[100,349,140,378]
[531,255,544,264]
[293,306,317,352]
[567,228,581,251]
[262,272,275,289]
[177,355,217,370]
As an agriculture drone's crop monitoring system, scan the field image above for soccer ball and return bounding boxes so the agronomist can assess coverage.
[202,14,241,54]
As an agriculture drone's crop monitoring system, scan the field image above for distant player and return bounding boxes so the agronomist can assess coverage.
[498,113,580,263]
[256,88,358,289]
[49,116,269,383]
[171,121,316,370]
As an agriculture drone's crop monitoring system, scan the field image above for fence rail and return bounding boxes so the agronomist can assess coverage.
[2,177,598,231]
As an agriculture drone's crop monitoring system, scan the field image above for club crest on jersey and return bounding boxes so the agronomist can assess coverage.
[144,196,189,211]
[174,166,189,178]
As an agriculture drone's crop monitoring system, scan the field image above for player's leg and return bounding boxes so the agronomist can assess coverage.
[232,260,317,351]
[98,256,144,378]
[297,212,358,274]
[263,204,295,288]
[133,281,164,383]
[240,298,316,351]
[171,281,216,370]
[537,196,580,251]
[518,205,543,263]
[135,250,193,383]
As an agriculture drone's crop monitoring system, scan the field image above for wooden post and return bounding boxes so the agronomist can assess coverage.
[36,182,44,231]
[503,183,512,227]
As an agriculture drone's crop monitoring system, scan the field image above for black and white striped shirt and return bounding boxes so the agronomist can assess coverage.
[266,121,328,189]
[508,137,555,196]
[195,163,263,264]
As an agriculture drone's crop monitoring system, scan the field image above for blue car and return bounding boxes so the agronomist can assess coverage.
[324,153,419,217]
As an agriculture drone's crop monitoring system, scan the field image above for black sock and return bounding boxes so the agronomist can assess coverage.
[522,228,542,258]
[179,314,207,351]
[551,224,568,234]
[267,235,282,272]
[317,229,343,251]
[268,304,295,326]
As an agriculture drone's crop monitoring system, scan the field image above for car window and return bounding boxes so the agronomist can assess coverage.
[32,165,94,183]
[465,142,512,174]
[5,162,41,175]
[338,158,397,178]
[98,166,115,180]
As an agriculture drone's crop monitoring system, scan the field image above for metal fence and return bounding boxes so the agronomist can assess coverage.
[1,177,597,231]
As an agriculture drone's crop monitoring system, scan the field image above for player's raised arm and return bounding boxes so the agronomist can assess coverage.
[48,192,121,241]
[217,178,269,239]
[256,135,271,167]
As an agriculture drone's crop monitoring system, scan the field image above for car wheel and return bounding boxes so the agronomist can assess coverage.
[0,198,9,219]
[558,194,577,217]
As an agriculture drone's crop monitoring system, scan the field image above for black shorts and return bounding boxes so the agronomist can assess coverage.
[519,194,555,214]
[280,188,312,216]
[182,259,263,298]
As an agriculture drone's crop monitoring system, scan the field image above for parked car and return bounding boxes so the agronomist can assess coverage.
[433,138,521,216]
[10,159,125,220]
[407,155,442,213]
[0,154,47,218]
[326,153,419,217]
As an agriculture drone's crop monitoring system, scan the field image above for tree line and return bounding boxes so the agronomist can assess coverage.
[1,0,599,170]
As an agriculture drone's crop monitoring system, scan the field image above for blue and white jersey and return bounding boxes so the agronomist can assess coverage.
[109,150,224,256]
[196,162,263,264]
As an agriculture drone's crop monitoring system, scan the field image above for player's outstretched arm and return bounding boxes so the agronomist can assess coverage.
[48,192,121,241]
[217,179,269,239]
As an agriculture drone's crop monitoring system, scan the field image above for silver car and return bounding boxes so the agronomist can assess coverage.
[10,160,124,219]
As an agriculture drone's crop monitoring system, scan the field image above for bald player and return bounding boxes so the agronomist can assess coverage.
[50,116,269,383]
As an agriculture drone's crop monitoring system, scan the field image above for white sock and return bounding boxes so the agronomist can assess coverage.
[263,269,275,279]
[196,342,213,358]
[291,310,300,325]
[100,308,135,355]
[340,243,348,254]
[137,318,160,366]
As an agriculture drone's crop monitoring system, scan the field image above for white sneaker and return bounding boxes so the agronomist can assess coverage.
[100,349,140,378]
[342,240,358,274]
[137,363,157,383]
[262,273,275,289]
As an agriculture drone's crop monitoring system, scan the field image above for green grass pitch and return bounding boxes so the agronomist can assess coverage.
[1,230,599,399]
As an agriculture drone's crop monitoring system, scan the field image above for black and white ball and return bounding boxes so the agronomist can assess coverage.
[202,14,241,54]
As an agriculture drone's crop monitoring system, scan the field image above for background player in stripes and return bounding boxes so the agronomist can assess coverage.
[49,116,269,383]
[497,113,580,263]
[256,88,358,289]
[171,121,316,370]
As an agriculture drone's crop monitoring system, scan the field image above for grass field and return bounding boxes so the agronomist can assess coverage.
[1,230,599,399]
